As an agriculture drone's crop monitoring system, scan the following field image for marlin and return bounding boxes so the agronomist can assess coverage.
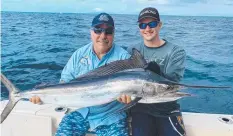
[0,49,231,123]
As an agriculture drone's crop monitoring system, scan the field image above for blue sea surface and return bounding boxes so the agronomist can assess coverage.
[1,12,233,114]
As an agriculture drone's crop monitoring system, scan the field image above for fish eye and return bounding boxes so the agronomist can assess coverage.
[166,85,174,90]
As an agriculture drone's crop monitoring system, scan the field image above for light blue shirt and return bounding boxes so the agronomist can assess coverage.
[60,42,130,130]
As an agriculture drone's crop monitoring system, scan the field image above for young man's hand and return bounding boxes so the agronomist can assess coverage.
[117,94,131,104]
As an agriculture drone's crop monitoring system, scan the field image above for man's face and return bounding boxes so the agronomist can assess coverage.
[139,18,161,41]
[91,24,114,53]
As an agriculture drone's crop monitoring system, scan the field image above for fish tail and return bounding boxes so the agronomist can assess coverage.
[0,73,21,123]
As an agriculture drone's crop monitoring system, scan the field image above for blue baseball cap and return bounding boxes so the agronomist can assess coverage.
[91,13,114,28]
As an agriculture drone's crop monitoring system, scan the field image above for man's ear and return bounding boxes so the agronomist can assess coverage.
[90,30,94,39]
[159,21,163,28]
[90,29,93,35]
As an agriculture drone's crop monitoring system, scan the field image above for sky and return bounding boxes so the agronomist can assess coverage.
[1,0,233,16]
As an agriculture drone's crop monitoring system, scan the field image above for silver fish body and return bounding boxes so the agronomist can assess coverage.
[16,69,181,108]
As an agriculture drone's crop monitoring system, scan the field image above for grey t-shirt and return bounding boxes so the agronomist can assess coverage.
[127,39,186,117]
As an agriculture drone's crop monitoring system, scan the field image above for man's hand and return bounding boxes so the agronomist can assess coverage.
[29,96,42,104]
[117,94,131,104]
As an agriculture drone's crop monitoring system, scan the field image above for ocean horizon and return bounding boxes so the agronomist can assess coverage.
[2,11,233,18]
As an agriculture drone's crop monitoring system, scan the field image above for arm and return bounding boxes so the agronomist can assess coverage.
[60,52,79,83]
[165,47,186,82]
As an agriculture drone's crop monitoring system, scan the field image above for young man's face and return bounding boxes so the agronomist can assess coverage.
[139,18,161,41]
[91,24,114,53]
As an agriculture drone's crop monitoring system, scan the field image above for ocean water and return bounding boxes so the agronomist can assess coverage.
[1,12,233,114]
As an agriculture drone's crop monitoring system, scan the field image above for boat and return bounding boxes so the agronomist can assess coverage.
[1,100,233,136]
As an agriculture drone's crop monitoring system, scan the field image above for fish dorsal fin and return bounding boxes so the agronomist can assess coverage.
[144,61,162,76]
[130,48,147,67]
[73,48,147,81]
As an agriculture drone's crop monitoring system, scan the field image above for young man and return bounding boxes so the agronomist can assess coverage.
[127,7,186,136]
[30,13,130,136]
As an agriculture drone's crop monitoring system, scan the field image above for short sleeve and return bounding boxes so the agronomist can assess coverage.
[60,51,80,83]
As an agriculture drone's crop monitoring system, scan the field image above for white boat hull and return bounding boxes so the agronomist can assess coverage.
[1,100,233,136]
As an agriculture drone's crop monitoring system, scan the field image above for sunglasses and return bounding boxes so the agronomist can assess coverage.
[92,27,114,35]
[139,21,159,29]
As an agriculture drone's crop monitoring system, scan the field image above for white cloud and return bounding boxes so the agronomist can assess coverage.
[188,0,233,5]
[137,0,169,5]
[156,0,169,4]
[93,8,103,12]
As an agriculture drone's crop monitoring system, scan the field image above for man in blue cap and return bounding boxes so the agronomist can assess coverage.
[30,13,130,136]
[126,7,187,136]
[56,12,131,136]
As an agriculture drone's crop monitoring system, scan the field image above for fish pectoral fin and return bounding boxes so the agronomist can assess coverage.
[105,97,142,119]
[122,97,142,111]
